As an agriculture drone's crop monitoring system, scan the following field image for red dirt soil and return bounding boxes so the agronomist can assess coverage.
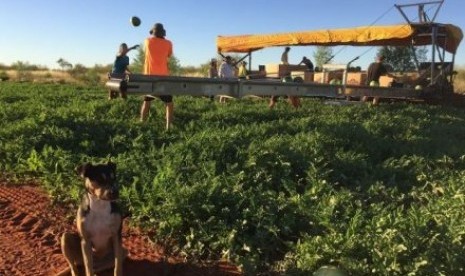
[0,182,240,276]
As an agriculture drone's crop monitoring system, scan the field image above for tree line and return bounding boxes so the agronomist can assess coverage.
[0,45,428,80]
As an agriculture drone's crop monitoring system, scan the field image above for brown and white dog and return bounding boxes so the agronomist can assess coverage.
[58,162,125,276]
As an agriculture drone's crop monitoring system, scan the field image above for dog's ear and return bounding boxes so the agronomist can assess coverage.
[107,161,116,173]
[75,163,92,178]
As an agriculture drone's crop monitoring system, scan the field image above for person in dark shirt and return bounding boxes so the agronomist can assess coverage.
[299,56,314,71]
[109,43,138,99]
[366,55,388,86]
[363,55,393,104]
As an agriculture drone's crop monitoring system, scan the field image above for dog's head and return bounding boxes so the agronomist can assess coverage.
[76,162,119,201]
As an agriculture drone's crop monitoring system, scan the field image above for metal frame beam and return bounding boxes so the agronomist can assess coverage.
[106,74,424,100]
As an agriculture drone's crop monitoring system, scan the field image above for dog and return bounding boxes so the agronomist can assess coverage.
[58,161,125,276]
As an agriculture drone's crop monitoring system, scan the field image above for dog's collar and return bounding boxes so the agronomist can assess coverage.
[84,193,120,214]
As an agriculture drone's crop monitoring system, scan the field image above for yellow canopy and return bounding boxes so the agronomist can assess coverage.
[217,23,463,54]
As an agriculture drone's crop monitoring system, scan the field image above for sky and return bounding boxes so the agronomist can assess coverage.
[1,0,464,71]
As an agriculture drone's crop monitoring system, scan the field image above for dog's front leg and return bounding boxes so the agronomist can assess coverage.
[112,233,123,276]
[81,238,94,276]
[60,232,81,276]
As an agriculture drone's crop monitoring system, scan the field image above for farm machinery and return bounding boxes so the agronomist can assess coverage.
[106,1,463,105]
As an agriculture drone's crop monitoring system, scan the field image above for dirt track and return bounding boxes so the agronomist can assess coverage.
[0,182,239,276]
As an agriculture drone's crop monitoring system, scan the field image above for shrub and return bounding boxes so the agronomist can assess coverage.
[0,71,9,81]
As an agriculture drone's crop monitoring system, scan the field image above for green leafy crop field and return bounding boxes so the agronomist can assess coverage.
[1,82,465,275]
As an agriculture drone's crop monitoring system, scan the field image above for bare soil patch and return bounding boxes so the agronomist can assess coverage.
[0,182,239,276]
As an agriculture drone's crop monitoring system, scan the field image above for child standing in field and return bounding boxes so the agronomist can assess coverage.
[108,43,139,99]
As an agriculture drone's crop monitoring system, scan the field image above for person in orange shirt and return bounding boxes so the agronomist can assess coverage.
[140,23,174,130]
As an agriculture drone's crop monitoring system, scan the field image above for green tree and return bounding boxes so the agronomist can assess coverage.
[416,46,428,63]
[168,55,182,76]
[69,63,87,76]
[12,61,33,81]
[56,58,73,71]
[131,44,145,73]
[199,60,212,77]
[180,65,202,77]
[12,61,27,71]
[377,46,428,72]
[0,71,9,81]
[93,64,112,74]
[313,46,333,70]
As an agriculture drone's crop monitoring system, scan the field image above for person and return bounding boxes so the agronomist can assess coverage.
[218,56,235,79]
[270,47,300,109]
[237,61,248,79]
[108,43,139,99]
[298,56,314,71]
[281,47,291,65]
[140,23,174,130]
[366,55,388,86]
[209,58,218,79]
[364,55,393,104]
[218,56,235,103]
[208,59,218,101]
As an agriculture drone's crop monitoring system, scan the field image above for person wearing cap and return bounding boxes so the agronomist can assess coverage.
[140,23,174,129]
[108,43,139,99]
